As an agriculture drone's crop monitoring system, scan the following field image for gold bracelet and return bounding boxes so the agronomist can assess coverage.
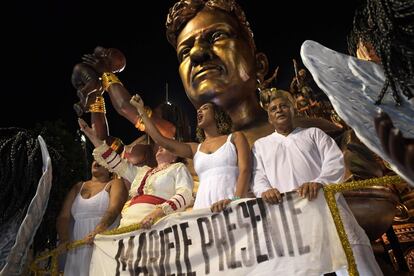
[88,95,106,113]
[134,106,153,131]
[110,137,124,153]
[144,106,153,118]
[135,117,145,131]
[101,72,123,92]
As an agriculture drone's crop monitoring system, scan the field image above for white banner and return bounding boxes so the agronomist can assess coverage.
[90,191,347,276]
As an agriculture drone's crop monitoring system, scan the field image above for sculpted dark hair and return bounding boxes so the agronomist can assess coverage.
[166,0,255,50]
[196,103,232,142]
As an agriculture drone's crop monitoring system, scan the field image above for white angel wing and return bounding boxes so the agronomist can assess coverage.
[0,136,53,275]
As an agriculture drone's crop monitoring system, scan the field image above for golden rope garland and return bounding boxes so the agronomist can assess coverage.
[29,221,151,275]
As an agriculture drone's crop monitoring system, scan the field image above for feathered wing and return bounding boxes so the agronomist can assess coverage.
[300,40,414,185]
[0,136,53,275]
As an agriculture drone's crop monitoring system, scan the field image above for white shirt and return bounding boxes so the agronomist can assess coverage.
[252,127,344,194]
[252,127,370,245]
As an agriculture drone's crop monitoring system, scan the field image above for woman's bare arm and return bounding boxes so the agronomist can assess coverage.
[56,182,81,243]
[232,131,252,198]
[130,94,198,159]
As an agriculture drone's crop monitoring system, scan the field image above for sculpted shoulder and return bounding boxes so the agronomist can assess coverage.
[240,121,274,148]
[294,116,343,138]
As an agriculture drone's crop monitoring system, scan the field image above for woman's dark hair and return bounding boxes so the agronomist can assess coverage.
[348,0,414,104]
[347,5,376,57]
[196,103,232,142]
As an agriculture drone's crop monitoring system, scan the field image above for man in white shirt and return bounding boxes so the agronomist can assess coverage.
[251,90,382,276]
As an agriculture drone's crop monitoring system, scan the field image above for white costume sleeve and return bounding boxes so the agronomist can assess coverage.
[251,143,273,196]
[160,163,194,214]
[310,128,345,184]
[92,141,140,184]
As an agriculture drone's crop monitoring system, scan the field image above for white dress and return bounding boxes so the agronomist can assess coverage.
[193,134,238,209]
[64,182,117,276]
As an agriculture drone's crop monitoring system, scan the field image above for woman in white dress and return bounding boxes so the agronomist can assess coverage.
[56,160,127,276]
[129,94,251,212]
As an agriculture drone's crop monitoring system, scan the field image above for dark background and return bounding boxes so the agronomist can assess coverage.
[3,0,360,144]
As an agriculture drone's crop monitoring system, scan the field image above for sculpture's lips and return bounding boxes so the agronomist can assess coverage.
[192,64,223,82]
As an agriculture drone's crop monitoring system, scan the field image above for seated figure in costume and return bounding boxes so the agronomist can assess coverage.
[78,119,194,229]
[130,94,251,212]
[56,160,127,276]
[251,91,383,276]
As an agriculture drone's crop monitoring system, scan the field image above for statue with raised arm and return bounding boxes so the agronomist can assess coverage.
[71,47,180,169]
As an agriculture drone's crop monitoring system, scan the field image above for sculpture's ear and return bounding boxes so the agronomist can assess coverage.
[255,52,269,83]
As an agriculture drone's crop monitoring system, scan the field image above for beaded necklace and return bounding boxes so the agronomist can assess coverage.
[136,163,173,196]
[148,163,172,176]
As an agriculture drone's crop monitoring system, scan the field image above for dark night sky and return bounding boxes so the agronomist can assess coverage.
[3,0,360,144]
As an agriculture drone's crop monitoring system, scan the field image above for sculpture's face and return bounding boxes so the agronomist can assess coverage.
[176,8,257,109]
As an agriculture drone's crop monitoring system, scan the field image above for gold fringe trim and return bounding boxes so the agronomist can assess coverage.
[323,174,402,276]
